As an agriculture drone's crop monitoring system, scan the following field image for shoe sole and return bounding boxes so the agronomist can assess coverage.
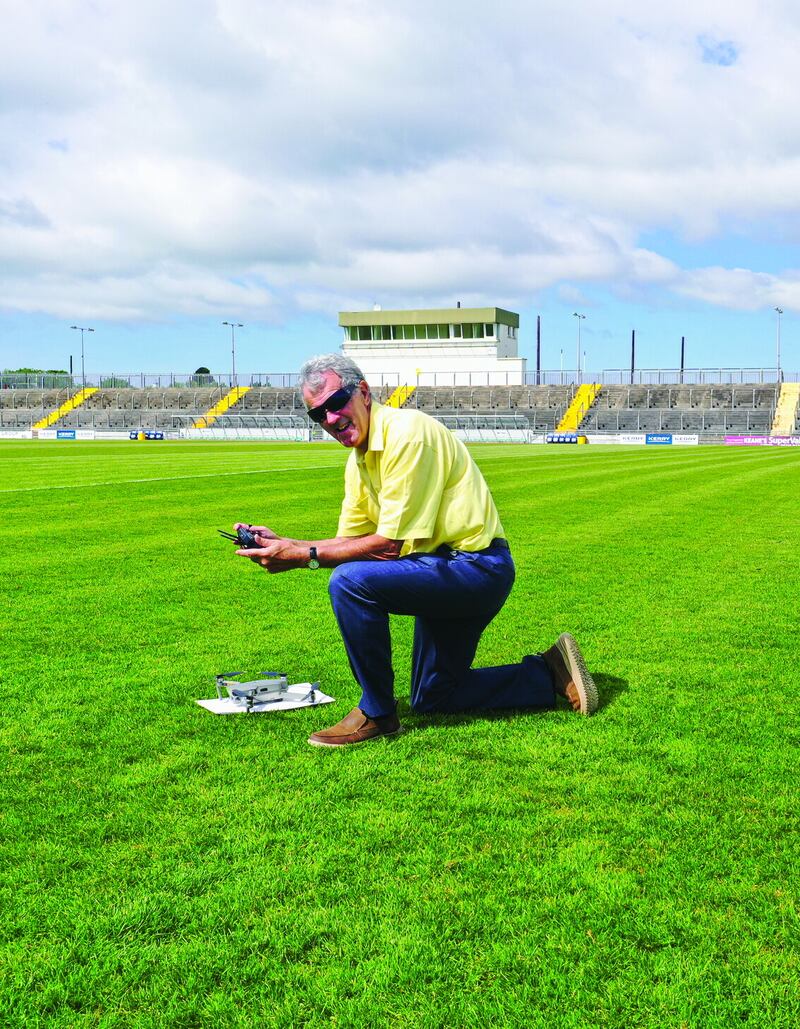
[555,633,598,716]
[307,727,403,748]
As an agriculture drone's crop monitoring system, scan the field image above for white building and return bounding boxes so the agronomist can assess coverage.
[339,306,525,386]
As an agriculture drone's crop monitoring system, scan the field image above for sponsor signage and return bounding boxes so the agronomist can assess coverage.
[725,435,800,447]
[586,433,698,446]
[38,429,95,441]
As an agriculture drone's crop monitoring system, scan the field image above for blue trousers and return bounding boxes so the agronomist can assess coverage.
[327,542,556,718]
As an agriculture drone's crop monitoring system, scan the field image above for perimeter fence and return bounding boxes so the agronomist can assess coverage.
[1,368,796,390]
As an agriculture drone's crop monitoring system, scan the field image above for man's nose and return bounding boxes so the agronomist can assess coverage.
[324,408,341,426]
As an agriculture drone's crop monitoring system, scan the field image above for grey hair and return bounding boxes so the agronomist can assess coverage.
[298,353,368,394]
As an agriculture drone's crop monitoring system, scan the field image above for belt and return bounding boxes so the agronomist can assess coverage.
[442,538,510,556]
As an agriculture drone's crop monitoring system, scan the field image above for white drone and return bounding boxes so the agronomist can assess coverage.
[196,670,335,715]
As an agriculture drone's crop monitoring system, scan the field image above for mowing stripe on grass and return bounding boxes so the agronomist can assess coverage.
[0,448,528,495]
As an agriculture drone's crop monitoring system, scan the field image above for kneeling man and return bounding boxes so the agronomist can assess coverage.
[235,354,598,746]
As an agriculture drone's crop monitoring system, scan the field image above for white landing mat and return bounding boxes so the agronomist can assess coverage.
[196,684,336,714]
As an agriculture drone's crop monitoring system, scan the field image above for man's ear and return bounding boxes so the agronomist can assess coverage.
[360,380,371,407]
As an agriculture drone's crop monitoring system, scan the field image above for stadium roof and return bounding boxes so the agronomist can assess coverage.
[339,307,519,328]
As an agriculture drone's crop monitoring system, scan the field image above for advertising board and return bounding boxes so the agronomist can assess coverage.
[725,435,800,447]
[38,429,96,440]
[585,433,698,445]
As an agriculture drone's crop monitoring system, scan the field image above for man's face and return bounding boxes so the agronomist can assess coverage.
[302,370,372,450]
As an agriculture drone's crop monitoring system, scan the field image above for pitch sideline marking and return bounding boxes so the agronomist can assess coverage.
[0,463,344,495]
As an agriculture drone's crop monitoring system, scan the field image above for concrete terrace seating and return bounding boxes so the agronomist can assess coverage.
[0,388,71,413]
[0,409,39,427]
[410,386,572,431]
[597,384,779,412]
[581,382,780,434]
[2,380,789,437]
[45,387,314,430]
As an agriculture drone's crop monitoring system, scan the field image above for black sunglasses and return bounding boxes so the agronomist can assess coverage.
[306,383,358,423]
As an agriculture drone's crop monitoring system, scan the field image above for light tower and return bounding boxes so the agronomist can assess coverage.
[572,312,586,380]
[222,321,243,386]
[70,325,94,390]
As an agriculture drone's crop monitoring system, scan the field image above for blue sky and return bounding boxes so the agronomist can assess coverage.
[2,0,799,377]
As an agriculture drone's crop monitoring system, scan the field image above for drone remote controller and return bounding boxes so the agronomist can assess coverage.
[217,525,261,548]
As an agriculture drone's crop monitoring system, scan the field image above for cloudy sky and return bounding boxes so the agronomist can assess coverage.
[2,0,800,376]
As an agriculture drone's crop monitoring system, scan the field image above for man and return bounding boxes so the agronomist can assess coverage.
[236,353,598,747]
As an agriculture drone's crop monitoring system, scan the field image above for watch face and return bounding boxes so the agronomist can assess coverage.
[308,547,320,569]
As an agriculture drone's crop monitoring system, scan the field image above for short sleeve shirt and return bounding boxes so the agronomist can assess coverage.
[336,402,505,555]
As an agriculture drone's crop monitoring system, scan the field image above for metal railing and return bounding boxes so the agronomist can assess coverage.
[1,367,797,390]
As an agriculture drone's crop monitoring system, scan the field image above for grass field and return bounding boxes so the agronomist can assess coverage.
[1,439,799,1028]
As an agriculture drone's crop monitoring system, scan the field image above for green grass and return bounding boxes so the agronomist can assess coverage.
[1,440,799,1028]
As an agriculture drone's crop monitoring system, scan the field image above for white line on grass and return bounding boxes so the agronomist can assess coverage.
[0,464,343,494]
[0,448,530,495]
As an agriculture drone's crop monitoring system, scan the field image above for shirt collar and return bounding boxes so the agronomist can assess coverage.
[356,400,386,462]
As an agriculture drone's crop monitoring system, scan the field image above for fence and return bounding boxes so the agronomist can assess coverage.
[2,368,797,390]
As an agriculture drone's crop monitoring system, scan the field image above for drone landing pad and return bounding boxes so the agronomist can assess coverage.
[196,684,335,714]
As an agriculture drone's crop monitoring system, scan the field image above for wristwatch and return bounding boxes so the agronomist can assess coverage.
[308,546,320,570]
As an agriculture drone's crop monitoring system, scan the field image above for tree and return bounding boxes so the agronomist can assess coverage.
[190,366,215,386]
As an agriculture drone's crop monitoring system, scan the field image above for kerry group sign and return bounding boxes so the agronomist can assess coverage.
[645,434,699,446]
[585,433,699,446]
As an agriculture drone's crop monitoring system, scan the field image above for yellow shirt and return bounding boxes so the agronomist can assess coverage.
[336,402,505,555]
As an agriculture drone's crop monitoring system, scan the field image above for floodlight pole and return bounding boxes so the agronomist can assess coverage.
[70,325,94,390]
[774,307,783,381]
[223,321,243,387]
[630,329,636,385]
[680,336,685,384]
[572,312,585,381]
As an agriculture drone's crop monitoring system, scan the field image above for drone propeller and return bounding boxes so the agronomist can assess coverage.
[217,670,245,679]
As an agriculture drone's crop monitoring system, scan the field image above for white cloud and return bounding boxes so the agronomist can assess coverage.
[3,0,800,326]
[676,266,800,310]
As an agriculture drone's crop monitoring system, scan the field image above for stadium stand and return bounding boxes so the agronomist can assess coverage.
[385,384,417,408]
[408,385,573,431]
[32,386,98,430]
[192,385,251,429]
[579,383,781,434]
[1,380,796,441]
[557,383,601,431]
[772,382,800,434]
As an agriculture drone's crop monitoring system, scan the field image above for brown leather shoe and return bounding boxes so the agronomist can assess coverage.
[308,707,402,747]
[541,633,599,716]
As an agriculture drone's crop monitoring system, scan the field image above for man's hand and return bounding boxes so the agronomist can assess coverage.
[236,537,304,573]
[234,532,402,572]
[234,522,279,541]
